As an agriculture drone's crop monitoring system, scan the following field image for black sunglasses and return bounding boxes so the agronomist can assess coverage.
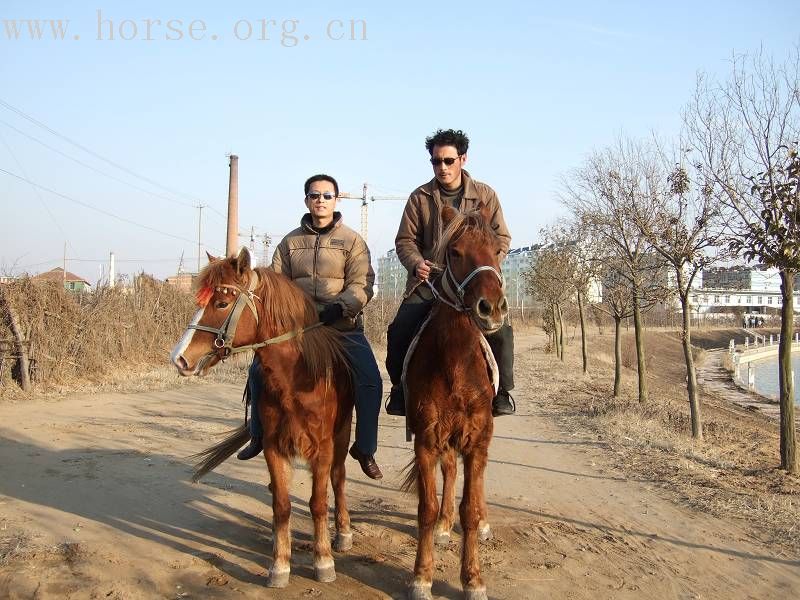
[430,156,461,166]
[306,191,336,201]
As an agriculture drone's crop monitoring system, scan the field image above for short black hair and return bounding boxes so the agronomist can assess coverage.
[304,174,339,197]
[425,129,469,156]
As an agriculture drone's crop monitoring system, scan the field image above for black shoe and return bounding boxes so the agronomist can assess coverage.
[237,437,263,460]
[349,444,383,479]
[385,385,405,416]
[492,389,515,417]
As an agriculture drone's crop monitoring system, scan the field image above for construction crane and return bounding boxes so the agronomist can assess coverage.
[339,183,405,242]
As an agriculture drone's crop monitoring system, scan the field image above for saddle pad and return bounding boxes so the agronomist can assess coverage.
[400,313,499,442]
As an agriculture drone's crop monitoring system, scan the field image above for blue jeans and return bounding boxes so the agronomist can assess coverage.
[247,330,383,455]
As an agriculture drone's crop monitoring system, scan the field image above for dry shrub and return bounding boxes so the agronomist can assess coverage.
[0,275,196,396]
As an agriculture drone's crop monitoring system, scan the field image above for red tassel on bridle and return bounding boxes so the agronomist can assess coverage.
[196,286,213,308]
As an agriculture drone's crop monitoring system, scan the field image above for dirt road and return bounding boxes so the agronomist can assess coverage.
[1,332,797,599]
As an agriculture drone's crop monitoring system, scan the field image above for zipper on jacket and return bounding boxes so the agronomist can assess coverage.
[312,231,321,300]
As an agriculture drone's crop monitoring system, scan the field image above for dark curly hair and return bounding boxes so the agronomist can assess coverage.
[425,129,469,156]
[304,173,339,197]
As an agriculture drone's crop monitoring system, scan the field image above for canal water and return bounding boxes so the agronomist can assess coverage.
[750,355,800,405]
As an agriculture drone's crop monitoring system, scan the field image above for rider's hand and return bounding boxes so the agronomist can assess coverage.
[415,259,433,281]
[318,303,344,326]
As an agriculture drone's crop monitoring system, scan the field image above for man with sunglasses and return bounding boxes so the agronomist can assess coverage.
[237,174,384,480]
[385,128,516,417]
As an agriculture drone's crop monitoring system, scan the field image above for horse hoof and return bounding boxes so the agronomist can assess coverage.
[334,532,353,552]
[434,531,451,546]
[478,523,493,543]
[464,586,488,600]
[266,568,290,588]
[314,565,336,583]
[408,580,433,600]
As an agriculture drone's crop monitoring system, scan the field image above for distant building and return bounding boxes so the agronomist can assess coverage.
[702,264,797,292]
[502,246,538,308]
[376,249,406,301]
[31,267,92,292]
[0,276,16,285]
[165,272,197,293]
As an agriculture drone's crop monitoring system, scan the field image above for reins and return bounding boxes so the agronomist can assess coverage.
[425,254,503,312]
[186,270,322,361]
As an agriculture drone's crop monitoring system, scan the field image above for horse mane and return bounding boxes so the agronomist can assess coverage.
[432,209,497,265]
[195,260,348,385]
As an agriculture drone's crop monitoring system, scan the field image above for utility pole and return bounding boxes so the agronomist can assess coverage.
[226,154,239,257]
[109,252,116,288]
[196,204,204,273]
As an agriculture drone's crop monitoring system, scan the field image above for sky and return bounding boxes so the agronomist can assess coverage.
[0,0,798,284]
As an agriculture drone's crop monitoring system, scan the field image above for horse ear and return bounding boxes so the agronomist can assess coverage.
[475,200,491,223]
[236,247,251,274]
[205,251,218,263]
[441,205,459,226]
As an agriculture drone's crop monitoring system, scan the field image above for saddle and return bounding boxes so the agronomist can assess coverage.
[400,311,499,442]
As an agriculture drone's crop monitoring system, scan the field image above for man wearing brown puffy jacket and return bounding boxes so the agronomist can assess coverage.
[237,174,384,480]
[385,129,516,417]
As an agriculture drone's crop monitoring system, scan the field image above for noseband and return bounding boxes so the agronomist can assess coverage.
[184,271,321,365]
[426,252,504,312]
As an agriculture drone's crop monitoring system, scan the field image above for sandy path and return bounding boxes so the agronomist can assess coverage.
[1,331,797,599]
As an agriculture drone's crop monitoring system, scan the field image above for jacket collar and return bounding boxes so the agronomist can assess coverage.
[301,211,342,234]
[418,169,479,203]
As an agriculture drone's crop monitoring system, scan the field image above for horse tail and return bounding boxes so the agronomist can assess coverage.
[399,456,418,493]
[189,423,250,482]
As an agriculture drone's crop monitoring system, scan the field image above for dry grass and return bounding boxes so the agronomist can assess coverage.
[521,328,800,556]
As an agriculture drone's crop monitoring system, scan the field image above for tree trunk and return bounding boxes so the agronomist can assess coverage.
[557,303,565,361]
[0,287,31,392]
[778,270,797,473]
[680,291,702,439]
[631,283,648,403]
[613,315,622,397]
[577,289,588,374]
[551,302,559,356]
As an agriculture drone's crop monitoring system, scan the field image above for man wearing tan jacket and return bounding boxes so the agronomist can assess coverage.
[385,129,516,417]
[237,174,384,480]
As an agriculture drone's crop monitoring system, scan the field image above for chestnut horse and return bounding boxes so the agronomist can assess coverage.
[170,248,355,588]
[402,204,508,600]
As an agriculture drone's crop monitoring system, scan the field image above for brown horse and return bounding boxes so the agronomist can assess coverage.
[402,204,508,600]
[170,248,355,588]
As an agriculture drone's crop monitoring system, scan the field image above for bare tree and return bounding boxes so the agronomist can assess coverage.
[591,257,636,397]
[632,147,730,439]
[526,239,574,360]
[686,48,799,472]
[562,136,669,402]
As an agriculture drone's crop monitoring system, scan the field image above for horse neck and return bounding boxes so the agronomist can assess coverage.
[254,269,315,339]
[428,303,481,347]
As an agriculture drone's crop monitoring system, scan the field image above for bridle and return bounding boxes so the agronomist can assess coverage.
[185,271,320,367]
[425,251,504,312]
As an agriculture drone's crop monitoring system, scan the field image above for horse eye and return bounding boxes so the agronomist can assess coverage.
[449,248,462,259]
[215,301,230,310]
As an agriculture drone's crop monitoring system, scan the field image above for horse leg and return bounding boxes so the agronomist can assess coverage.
[459,449,489,600]
[435,447,457,546]
[477,490,492,543]
[331,418,353,552]
[265,449,293,588]
[409,447,439,600]
[310,450,336,583]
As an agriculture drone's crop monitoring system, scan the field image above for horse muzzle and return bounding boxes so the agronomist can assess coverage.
[472,294,508,334]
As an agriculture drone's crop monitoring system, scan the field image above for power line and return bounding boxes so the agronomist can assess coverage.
[0,97,212,207]
[0,118,198,210]
[0,130,78,255]
[0,167,197,244]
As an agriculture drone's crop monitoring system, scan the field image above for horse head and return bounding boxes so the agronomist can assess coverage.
[438,203,509,333]
[171,247,261,376]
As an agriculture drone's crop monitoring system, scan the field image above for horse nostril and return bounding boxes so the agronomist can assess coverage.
[176,355,188,370]
[477,298,492,318]
[499,296,509,314]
